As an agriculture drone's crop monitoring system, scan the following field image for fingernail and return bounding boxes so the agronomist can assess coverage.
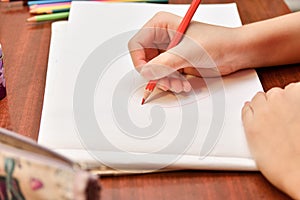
[172,86,182,93]
[183,84,191,92]
[159,85,168,91]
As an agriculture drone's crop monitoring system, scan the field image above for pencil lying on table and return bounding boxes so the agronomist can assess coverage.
[26,12,69,22]
[27,0,71,6]
[30,5,71,14]
[141,0,202,105]
[29,2,71,9]
[30,8,70,14]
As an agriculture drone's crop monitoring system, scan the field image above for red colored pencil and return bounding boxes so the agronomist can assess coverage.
[141,0,202,105]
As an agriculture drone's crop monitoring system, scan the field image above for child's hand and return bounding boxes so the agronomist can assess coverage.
[242,82,300,199]
[128,12,241,93]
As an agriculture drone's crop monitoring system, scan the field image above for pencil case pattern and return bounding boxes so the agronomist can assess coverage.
[0,44,6,100]
[0,129,101,200]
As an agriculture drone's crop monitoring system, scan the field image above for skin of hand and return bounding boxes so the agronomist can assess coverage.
[128,11,243,93]
[242,82,300,199]
[129,10,300,199]
[128,11,300,93]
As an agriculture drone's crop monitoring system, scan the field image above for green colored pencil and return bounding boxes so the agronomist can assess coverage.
[27,12,69,22]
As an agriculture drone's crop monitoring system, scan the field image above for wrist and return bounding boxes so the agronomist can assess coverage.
[220,23,279,71]
[212,26,247,75]
[233,24,272,69]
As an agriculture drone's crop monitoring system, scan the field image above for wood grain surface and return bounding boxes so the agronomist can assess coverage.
[0,0,298,199]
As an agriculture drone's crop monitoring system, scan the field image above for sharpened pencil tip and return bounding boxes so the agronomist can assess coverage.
[141,98,145,105]
[26,17,35,22]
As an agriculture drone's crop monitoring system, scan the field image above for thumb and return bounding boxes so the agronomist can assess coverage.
[140,50,187,80]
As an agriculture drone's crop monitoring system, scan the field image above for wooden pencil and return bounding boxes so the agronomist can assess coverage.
[141,0,202,105]
[26,12,69,22]
[30,7,70,14]
[27,0,71,6]
[30,4,70,13]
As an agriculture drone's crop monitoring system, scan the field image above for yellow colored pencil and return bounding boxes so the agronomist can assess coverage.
[31,8,70,14]
[30,5,70,13]
[29,2,70,10]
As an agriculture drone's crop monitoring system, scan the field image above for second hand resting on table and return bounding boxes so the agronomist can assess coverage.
[128,11,300,199]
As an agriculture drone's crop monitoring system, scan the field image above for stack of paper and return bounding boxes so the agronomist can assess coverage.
[39,2,263,171]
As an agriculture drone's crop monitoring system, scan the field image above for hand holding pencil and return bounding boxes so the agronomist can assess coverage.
[129,0,202,104]
[128,0,241,104]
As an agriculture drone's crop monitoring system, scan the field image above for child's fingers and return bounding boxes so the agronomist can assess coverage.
[169,77,184,93]
[241,101,254,124]
[140,51,187,80]
[250,91,267,111]
[157,77,170,91]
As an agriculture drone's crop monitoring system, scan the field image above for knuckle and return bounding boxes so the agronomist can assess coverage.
[128,36,134,46]
[256,91,266,96]
[252,91,266,101]
[284,82,300,90]
[153,11,169,18]
[127,38,133,49]
[266,87,284,97]
[127,36,138,50]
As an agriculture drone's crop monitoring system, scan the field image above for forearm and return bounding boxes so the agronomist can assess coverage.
[233,11,300,69]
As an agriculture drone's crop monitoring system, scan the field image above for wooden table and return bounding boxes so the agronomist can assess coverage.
[0,0,299,199]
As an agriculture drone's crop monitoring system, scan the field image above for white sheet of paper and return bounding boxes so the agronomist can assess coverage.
[39,2,262,170]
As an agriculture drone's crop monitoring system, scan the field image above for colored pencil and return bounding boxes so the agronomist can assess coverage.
[26,11,69,22]
[0,0,21,2]
[30,7,70,14]
[29,2,71,9]
[30,4,71,13]
[27,0,71,6]
[141,0,202,105]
